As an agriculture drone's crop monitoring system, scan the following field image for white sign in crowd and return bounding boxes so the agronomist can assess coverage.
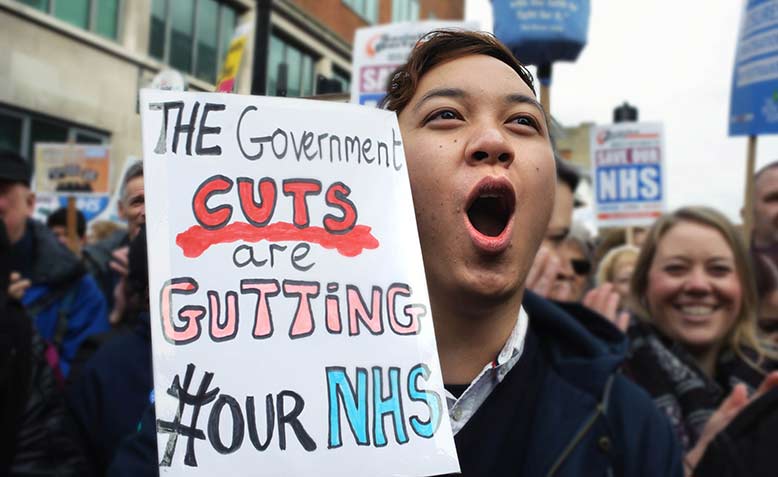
[350,20,478,106]
[139,90,459,476]
[590,122,666,228]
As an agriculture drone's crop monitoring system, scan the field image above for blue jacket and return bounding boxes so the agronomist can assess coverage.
[18,219,109,377]
[519,291,683,476]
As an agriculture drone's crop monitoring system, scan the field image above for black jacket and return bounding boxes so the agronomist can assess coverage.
[695,387,778,477]
[68,313,153,477]
[82,230,128,307]
[1,300,88,476]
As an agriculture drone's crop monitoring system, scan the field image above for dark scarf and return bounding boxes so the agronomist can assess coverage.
[624,322,769,451]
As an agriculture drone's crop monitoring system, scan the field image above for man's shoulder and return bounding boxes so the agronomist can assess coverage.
[523,291,628,397]
[26,220,84,285]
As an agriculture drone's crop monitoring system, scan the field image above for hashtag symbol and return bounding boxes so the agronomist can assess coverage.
[157,363,220,467]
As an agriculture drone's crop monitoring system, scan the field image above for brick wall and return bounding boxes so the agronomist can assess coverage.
[288,0,464,45]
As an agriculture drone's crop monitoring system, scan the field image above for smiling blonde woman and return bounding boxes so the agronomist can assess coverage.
[623,206,778,473]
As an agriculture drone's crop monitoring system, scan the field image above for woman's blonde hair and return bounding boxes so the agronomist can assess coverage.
[596,244,640,287]
[628,206,776,368]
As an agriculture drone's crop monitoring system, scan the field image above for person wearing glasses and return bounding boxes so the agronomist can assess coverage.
[549,225,593,302]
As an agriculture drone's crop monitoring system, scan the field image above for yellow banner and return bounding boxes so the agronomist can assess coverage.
[215,36,247,93]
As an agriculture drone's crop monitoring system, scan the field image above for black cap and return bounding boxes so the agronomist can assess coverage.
[0,150,32,186]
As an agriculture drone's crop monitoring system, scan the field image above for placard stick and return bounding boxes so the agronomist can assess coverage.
[64,140,79,254]
[66,196,79,254]
[625,226,634,246]
[743,135,758,245]
[541,83,550,118]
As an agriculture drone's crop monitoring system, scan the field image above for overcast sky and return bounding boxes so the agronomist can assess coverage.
[464,0,778,224]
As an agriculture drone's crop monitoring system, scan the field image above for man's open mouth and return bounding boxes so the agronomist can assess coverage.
[463,177,516,253]
[466,179,515,237]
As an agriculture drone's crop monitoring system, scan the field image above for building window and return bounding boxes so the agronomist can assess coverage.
[343,0,379,24]
[148,0,238,84]
[392,0,419,22]
[0,106,109,163]
[16,0,120,40]
[266,34,317,98]
[332,67,351,93]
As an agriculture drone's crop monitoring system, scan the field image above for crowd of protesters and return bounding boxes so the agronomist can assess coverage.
[2,29,778,476]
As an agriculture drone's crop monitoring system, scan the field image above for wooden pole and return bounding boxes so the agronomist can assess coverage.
[66,196,79,254]
[743,135,758,245]
[540,82,551,118]
[64,141,80,255]
[625,226,634,246]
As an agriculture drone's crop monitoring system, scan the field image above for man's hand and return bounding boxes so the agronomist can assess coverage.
[8,271,31,301]
[526,245,560,298]
[685,371,778,475]
[583,283,630,332]
[109,246,129,277]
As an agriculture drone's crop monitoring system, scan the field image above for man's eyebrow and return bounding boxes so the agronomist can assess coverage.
[412,87,466,113]
[505,93,546,116]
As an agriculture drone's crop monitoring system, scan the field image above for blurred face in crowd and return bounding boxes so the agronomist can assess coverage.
[549,238,590,302]
[0,181,34,244]
[611,254,636,308]
[49,226,86,247]
[544,182,574,249]
[50,226,68,246]
[646,221,741,354]
[119,176,145,239]
[632,227,648,248]
[753,167,778,248]
[398,54,555,303]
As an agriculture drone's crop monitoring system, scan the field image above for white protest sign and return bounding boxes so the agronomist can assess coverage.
[590,122,666,228]
[350,20,478,106]
[139,90,459,476]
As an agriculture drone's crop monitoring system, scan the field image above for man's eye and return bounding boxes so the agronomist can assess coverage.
[426,109,460,122]
[510,115,539,129]
[548,233,566,245]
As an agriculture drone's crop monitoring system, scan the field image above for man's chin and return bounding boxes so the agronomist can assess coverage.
[447,273,522,307]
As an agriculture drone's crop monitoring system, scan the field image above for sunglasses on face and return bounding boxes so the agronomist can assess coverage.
[571,259,591,276]
[759,319,778,335]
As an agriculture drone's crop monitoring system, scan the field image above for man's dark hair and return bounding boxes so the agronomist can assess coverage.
[119,160,143,203]
[0,149,32,187]
[380,30,537,114]
[46,207,86,239]
[556,157,580,192]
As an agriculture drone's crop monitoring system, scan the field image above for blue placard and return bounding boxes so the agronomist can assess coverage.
[729,0,778,136]
[359,93,385,107]
[57,194,111,221]
[492,0,590,66]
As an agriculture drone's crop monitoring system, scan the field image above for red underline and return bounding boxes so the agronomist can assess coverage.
[176,221,380,258]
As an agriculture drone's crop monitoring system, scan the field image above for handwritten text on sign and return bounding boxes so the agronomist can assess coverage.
[140,90,459,476]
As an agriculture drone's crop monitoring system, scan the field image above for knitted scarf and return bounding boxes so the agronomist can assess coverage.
[624,322,768,451]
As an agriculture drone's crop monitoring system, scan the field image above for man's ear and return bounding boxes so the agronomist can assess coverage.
[118,199,127,221]
[25,190,35,217]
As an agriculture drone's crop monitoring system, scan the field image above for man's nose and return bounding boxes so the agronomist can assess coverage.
[465,124,514,167]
